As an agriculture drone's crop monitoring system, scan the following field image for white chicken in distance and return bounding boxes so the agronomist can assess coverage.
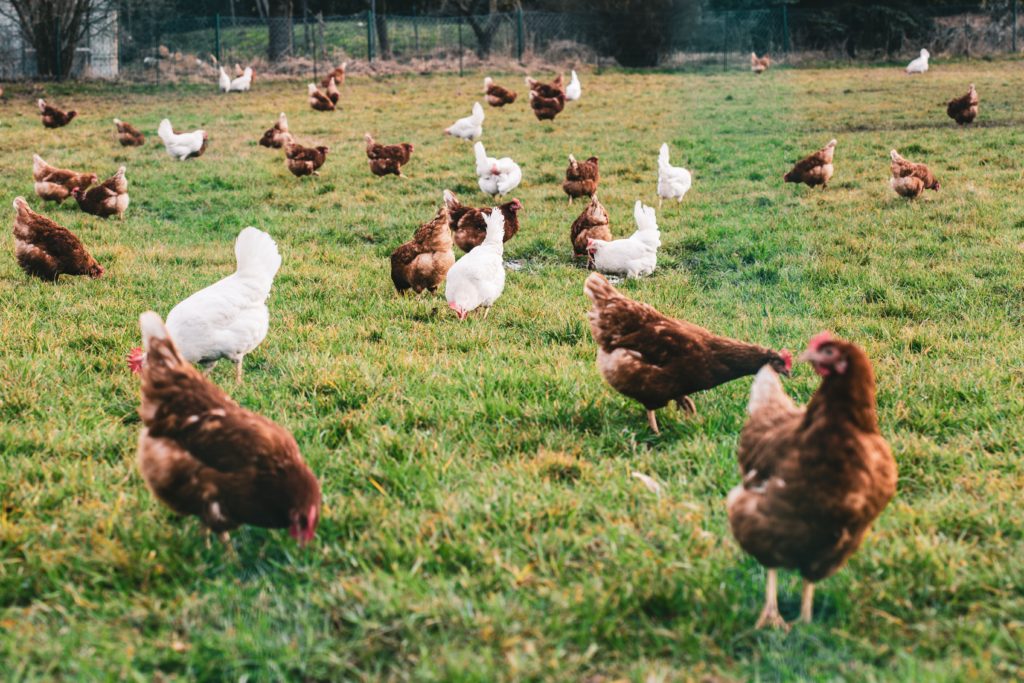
[566,70,582,101]
[128,227,282,383]
[218,66,231,92]
[474,141,522,198]
[158,119,207,160]
[657,143,692,207]
[445,208,507,320]
[445,102,485,140]
[229,67,253,92]
[588,201,661,279]
[906,49,930,74]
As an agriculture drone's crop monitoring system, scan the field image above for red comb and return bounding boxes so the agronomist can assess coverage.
[127,347,145,374]
[779,349,793,371]
[807,331,833,352]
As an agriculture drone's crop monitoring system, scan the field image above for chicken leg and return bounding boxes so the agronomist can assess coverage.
[647,409,660,435]
[755,569,790,631]
[677,396,696,414]
[235,358,244,384]
[799,580,815,624]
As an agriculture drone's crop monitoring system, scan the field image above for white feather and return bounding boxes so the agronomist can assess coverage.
[218,66,231,92]
[565,70,582,101]
[906,48,930,74]
[228,67,252,92]
[446,102,485,140]
[157,119,206,160]
[474,142,521,197]
[445,209,506,316]
[657,143,692,203]
[590,201,660,279]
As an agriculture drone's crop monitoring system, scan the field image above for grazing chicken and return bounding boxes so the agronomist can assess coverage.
[474,141,522,199]
[445,208,506,320]
[128,228,281,384]
[784,139,837,189]
[259,112,293,149]
[657,143,692,207]
[526,74,564,99]
[565,70,582,101]
[38,99,77,128]
[445,102,484,140]
[946,84,979,125]
[483,77,517,107]
[320,63,346,89]
[218,66,231,92]
[390,205,455,295]
[751,53,771,74]
[563,154,599,204]
[308,83,335,112]
[158,119,208,160]
[229,67,253,92]
[113,118,146,146]
[587,201,660,279]
[889,149,939,199]
[72,166,129,219]
[444,189,522,253]
[325,77,340,105]
[584,272,792,434]
[32,155,97,204]
[285,142,329,177]
[526,75,566,121]
[728,332,896,629]
[11,197,104,281]
[570,195,612,261]
[364,133,414,177]
[134,311,320,546]
[906,48,930,74]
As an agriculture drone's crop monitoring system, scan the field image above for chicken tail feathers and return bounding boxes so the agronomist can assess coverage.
[234,227,282,289]
[157,118,173,142]
[443,189,461,212]
[658,143,670,167]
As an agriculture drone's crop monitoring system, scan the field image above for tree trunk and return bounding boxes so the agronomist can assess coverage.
[268,0,292,62]
[375,1,391,59]
[8,0,94,79]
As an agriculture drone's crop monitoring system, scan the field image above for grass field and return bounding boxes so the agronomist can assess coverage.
[1,62,1023,681]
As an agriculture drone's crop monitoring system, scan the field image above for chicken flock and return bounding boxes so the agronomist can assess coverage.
[13,49,983,631]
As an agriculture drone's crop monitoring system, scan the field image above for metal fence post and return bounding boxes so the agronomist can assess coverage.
[517,8,524,63]
[413,8,419,56]
[782,4,790,53]
[458,16,464,77]
[55,19,62,80]
[367,9,374,62]
[214,14,221,65]
[1013,0,1018,53]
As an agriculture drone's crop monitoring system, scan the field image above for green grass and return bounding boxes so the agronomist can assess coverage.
[1,63,1023,681]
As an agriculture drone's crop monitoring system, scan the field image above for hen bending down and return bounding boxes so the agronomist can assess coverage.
[135,311,320,547]
[259,113,294,149]
[445,208,506,320]
[32,155,97,204]
[584,272,791,434]
[114,118,146,146]
[751,53,771,74]
[570,195,612,261]
[365,133,414,177]
[484,77,517,106]
[946,84,979,125]
[728,332,896,629]
[285,143,329,177]
[784,139,836,189]
[12,197,104,281]
[38,99,77,128]
[390,205,454,294]
[128,227,281,384]
[308,83,335,112]
[73,166,129,219]
[158,119,208,160]
[889,149,939,199]
[443,189,522,253]
[586,201,660,279]
[474,141,522,198]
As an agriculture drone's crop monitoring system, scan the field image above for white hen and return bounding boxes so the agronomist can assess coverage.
[158,119,207,161]
[218,66,231,92]
[473,141,522,198]
[588,201,661,279]
[446,102,484,140]
[445,209,506,320]
[906,49,930,74]
[229,67,253,92]
[657,143,692,207]
[566,70,582,101]
[129,227,281,383]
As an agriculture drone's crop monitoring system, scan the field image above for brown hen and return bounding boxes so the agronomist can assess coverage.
[443,189,522,253]
[784,139,837,189]
[365,133,414,177]
[390,205,455,294]
[563,154,599,204]
[12,197,104,281]
[32,155,98,204]
[73,166,129,219]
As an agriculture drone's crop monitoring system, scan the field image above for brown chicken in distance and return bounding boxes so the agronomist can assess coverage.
[258,112,293,148]
[32,155,97,204]
[563,154,600,204]
[134,311,321,547]
[73,166,129,219]
[326,77,341,105]
[484,77,517,107]
[728,332,896,630]
[12,197,104,281]
[113,118,146,146]
[751,52,771,74]
[308,83,335,111]
[320,63,346,89]
[364,133,414,177]
[784,139,837,189]
[946,83,979,125]
[390,205,455,294]
[584,273,792,434]
[889,149,939,199]
[285,143,329,177]
[570,195,612,261]
[443,189,523,253]
[38,99,77,128]
[526,75,566,121]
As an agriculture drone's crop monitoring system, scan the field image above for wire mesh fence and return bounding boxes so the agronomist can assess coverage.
[0,4,1022,82]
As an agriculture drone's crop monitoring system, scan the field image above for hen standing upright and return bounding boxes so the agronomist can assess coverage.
[364,133,414,177]
[134,311,320,547]
[563,155,599,205]
[587,201,661,279]
[657,143,692,207]
[565,70,582,101]
[584,273,791,433]
[728,332,896,629]
[946,84,979,125]
[12,197,104,281]
[570,195,612,261]
[38,99,77,128]
[390,205,454,294]
[474,141,521,198]
[443,190,522,253]
[784,139,837,189]
[905,48,930,74]
[259,113,294,149]
[128,228,282,384]
[750,53,771,74]
[445,209,507,320]
[158,119,208,160]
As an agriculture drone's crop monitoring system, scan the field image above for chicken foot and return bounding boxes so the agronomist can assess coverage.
[799,580,815,624]
[755,568,790,631]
